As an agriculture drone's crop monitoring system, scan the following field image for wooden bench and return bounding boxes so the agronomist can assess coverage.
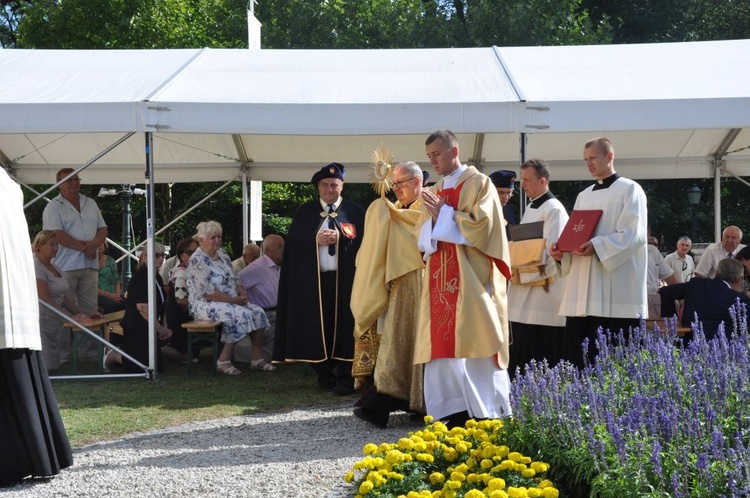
[64,310,125,374]
[644,319,691,337]
[182,320,222,375]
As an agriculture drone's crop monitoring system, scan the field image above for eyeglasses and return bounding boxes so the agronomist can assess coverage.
[392,177,416,189]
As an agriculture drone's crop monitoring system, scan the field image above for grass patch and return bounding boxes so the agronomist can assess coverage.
[51,360,338,447]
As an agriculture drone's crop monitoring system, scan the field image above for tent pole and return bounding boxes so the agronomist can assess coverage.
[713,159,722,242]
[519,133,527,219]
[242,169,249,245]
[145,132,157,381]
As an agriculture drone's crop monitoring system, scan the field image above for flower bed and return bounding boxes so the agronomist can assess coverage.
[345,417,559,498]
[508,316,750,496]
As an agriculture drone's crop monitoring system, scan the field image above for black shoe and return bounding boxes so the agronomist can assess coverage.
[332,385,355,396]
[354,407,388,428]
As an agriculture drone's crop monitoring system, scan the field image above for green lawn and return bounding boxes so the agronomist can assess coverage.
[51,360,345,446]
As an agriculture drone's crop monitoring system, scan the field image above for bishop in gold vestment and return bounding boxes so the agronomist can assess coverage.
[351,162,426,428]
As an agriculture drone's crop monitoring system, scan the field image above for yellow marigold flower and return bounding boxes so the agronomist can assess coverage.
[541,488,559,498]
[344,472,354,483]
[464,490,484,498]
[488,477,507,490]
[481,458,494,470]
[531,462,550,473]
[444,491,457,498]
[414,441,427,452]
[358,480,374,494]
[433,421,448,433]
[456,442,469,453]
[407,492,421,498]
[423,432,437,442]
[446,436,459,445]
[527,489,542,497]
[514,463,527,472]
[496,445,510,457]
[379,443,393,453]
[466,473,481,484]
[508,451,523,462]
[445,479,463,490]
[454,463,469,474]
[538,479,553,488]
[363,443,378,455]
[429,472,446,485]
[386,450,405,464]
[466,419,478,428]
[507,487,526,498]
[522,468,536,478]
[398,438,415,450]
[465,457,477,469]
[416,453,434,463]
[489,491,509,498]
[450,471,466,482]
[424,415,434,423]
[387,472,404,480]
[444,448,459,462]
[499,460,515,471]
[521,456,532,464]
[372,457,385,468]
[482,446,496,459]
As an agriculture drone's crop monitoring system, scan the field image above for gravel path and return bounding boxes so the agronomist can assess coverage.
[3,404,422,498]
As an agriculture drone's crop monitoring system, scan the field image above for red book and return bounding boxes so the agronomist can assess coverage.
[556,210,603,252]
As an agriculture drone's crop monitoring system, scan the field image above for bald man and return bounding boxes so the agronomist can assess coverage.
[232,243,261,274]
[237,235,284,363]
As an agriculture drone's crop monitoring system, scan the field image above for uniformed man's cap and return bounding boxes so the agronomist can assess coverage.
[489,170,516,188]
[311,162,346,185]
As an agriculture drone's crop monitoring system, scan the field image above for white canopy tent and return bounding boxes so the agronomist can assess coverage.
[2,39,750,377]
[2,40,750,187]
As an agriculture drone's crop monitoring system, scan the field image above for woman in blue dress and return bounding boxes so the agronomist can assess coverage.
[187,221,271,375]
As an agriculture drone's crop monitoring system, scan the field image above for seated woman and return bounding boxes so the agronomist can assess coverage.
[165,237,199,359]
[33,230,102,374]
[97,241,125,314]
[187,220,272,375]
[104,243,182,373]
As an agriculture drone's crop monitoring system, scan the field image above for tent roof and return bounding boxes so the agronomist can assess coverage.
[1,40,749,184]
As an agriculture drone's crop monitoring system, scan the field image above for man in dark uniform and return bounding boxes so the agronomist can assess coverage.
[273,163,365,395]
[490,170,517,239]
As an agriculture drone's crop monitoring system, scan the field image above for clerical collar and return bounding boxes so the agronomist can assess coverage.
[528,191,553,209]
[592,172,620,191]
[442,164,467,189]
[319,197,342,210]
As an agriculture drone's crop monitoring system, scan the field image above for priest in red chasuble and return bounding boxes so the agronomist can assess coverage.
[416,129,513,427]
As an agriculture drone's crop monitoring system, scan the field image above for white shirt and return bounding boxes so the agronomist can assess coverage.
[694,241,746,279]
[318,197,342,272]
[508,193,568,327]
[0,169,42,350]
[663,251,695,283]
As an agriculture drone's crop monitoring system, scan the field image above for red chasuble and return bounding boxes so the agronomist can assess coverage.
[428,184,465,359]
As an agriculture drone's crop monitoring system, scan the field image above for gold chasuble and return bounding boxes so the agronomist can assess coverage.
[415,167,512,368]
[351,197,426,410]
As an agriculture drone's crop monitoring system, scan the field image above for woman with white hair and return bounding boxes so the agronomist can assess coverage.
[187,221,271,375]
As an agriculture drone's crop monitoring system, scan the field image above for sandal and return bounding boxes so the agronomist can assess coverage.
[216,360,241,376]
[250,359,276,372]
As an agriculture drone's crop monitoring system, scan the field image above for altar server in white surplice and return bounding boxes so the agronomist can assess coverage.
[550,137,648,369]
[508,159,569,377]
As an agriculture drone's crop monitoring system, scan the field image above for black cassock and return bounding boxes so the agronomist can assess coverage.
[274,198,365,363]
